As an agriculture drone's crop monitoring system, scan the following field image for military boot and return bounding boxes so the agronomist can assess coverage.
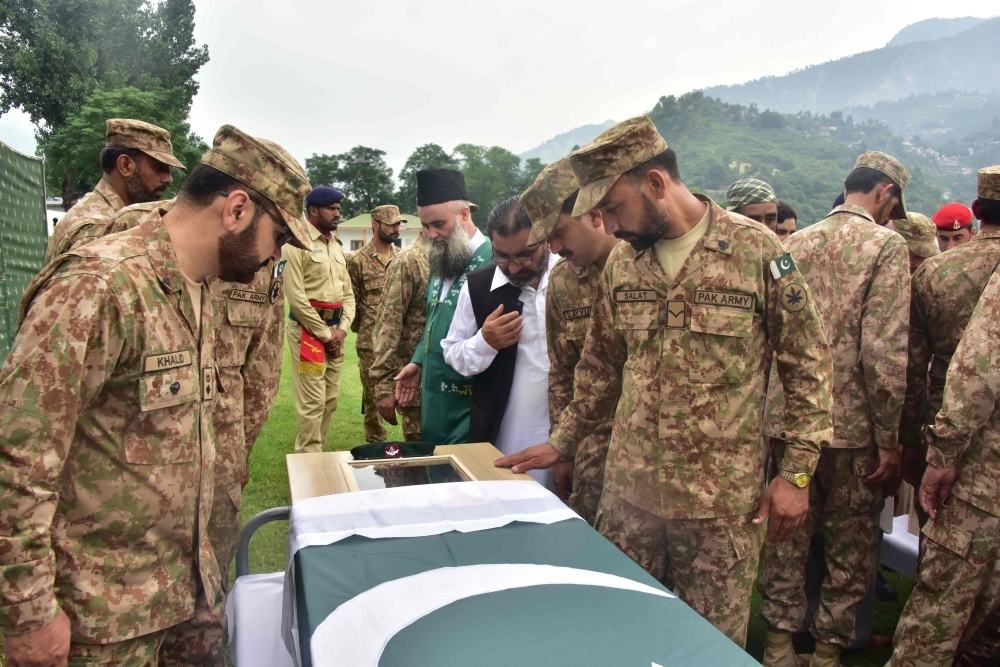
[762,630,806,667]
[809,641,842,667]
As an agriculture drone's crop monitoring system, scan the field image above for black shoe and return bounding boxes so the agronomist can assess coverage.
[876,571,898,601]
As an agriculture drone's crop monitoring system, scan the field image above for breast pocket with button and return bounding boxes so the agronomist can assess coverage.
[688,304,754,384]
[615,297,662,375]
[124,361,200,464]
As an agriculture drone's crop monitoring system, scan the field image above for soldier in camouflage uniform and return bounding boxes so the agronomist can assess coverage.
[900,168,1000,495]
[347,205,403,442]
[497,116,834,647]
[889,179,1000,664]
[45,119,185,263]
[760,152,911,667]
[372,234,430,441]
[0,124,311,666]
[519,156,619,522]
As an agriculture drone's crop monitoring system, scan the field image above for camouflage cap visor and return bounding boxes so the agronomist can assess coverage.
[527,206,563,245]
[136,148,186,170]
[572,173,620,218]
[979,166,1000,201]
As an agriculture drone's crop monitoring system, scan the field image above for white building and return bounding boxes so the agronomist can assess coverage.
[337,212,423,254]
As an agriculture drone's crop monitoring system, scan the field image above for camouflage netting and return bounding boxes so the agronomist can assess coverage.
[0,141,47,361]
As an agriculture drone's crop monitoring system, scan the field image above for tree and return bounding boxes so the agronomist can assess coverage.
[40,86,207,199]
[396,143,457,213]
[0,0,209,200]
[453,144,546,229]
[305,153,341,188]
[333,146,395,218]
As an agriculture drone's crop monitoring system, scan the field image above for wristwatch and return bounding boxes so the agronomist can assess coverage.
[778,470,810,488]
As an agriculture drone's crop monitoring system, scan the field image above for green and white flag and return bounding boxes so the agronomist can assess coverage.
[281,482,759,667]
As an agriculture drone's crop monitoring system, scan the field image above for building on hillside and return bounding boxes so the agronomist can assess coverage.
[337,212,422,254]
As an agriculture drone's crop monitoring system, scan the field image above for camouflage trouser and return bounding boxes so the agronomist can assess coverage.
[890,496,1000,667]
[67,587,225,666]
[568,427,611,526]
[288,323,344,453]
[759,445,883,647]
[209,481,242,591]
[357,348,387,443]
[399,403,422,441]
[595,491,762,648]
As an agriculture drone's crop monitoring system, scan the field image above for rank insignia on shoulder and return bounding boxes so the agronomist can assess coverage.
[770,253,797,280]
[274,259,287,278]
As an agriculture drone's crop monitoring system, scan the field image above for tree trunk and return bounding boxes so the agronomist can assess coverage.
[61,171,76,211]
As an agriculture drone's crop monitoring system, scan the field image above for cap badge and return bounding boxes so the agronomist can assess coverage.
[383,444,401,458]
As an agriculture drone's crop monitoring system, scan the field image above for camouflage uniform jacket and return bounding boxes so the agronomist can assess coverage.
[347,240,400,351]
[926,266,1000,516]
[113,200,284,494]
[0,211,221,639]
[371,238,430,402]
[283,224,355,341]
[900,227,1000,449]
[548,198,833,520]
[44,179,126,263]
[764,205,910,451]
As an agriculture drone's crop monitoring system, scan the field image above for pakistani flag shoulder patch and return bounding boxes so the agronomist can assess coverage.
[769,253,797,280]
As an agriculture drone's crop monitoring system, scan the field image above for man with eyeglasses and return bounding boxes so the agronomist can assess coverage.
[347,204,404,442]
[441,196,560,490]
[284,186,356,453]
[0,125,312,666]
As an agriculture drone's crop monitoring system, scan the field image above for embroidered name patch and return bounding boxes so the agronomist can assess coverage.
[144,350,193,373]
[230,289,267,304]
[563,306,592,320]
[614,290,657,303]
[694,291,754,310]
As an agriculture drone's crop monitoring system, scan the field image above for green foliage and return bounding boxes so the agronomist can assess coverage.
[307,146,395,218]
[452,144,545,230]
[39,86,207,197]
[396,143,458,214]
[0,0,208,132]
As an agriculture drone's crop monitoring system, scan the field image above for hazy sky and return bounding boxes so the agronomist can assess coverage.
[1,0,996,175]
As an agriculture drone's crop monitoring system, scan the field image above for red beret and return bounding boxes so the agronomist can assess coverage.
[932,203,974,230]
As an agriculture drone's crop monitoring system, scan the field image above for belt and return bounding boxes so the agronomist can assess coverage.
[289,300,343,326]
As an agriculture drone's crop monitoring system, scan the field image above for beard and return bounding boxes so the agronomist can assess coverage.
[218,213,266,284]
[125,171,166,204]
[505,247,551,288]
[377,226,399,244]
[428,222,472,280]
[615,193,669,252]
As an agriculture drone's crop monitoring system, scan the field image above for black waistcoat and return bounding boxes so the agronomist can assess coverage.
[466,262,521,445]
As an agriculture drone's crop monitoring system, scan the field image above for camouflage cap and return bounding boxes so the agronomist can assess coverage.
[978,165,1000,201]
[853,151,909,219]
[894,212,940,259]
[371,204,406,226]
[105,118,186,170]
[725,178,777,212]
[200,125,312,250]
[521,157,580,245]
[569,115,668,217]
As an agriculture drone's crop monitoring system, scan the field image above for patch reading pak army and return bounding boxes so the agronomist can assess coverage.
[666,301,686,328]
[781,283,808,313]
[769,253,797,280]
[229,289,267,304]
[615,290,657,303]
[694,291,754,310]
[144,350,193,373]
[563,306,592,320]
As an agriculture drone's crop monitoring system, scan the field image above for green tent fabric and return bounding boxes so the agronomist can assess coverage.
[0,141,47,362]
[294,520,760,667]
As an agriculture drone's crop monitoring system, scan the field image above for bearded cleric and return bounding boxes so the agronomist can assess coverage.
[394,169,492,444]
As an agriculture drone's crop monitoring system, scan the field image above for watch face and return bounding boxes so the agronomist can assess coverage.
[794,473,809,488]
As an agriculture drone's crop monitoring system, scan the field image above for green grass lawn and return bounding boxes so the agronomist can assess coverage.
[0,330,910,665]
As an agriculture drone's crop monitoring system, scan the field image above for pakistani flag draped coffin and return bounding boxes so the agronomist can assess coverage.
[281,482,760,667]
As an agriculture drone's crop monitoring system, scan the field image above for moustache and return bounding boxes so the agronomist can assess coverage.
[558,249,573,258]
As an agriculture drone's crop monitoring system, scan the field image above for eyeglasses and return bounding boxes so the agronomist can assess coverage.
[493,243,541,269]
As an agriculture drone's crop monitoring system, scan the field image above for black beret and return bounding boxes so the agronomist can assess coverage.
[305,186,344,207]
